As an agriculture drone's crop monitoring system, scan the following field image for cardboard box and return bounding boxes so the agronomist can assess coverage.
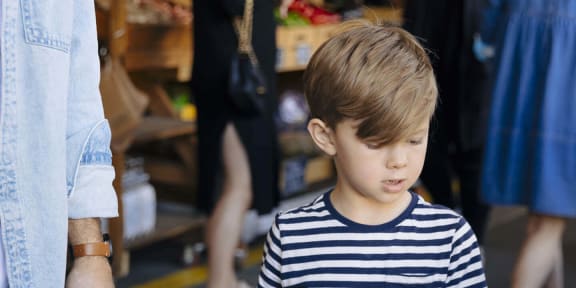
[276,26,315,71]
[312,24,339,51]
[276,24,341,71]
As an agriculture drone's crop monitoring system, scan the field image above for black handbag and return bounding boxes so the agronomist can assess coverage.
[229,0,267,116]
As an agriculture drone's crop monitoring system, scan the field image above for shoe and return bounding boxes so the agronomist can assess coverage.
[241,210,259,244]
[237,280,253,288]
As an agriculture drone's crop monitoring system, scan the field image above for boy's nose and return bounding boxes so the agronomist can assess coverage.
[386,151,408,169]
[386,159,407,169]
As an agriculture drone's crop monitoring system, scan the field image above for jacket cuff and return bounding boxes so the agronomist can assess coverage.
[68,165,119,219]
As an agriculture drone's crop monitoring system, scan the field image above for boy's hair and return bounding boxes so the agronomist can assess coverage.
[304,20,438,144]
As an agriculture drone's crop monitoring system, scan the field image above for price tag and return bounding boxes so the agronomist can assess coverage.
[276,48,285,69]
[295,43,311,66]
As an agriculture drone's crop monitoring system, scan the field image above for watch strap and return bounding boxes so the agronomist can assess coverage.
[72,241,111,258]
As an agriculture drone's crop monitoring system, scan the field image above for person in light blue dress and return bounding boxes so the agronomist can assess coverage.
[479,0,576,287]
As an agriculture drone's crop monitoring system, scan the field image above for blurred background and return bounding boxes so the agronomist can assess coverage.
[92,0,575,287]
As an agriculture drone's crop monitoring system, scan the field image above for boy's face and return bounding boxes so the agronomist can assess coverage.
[329,119,429,206]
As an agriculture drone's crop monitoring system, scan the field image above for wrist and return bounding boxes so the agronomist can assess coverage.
[72,234,112,260]
[73,255,110,263]
[71,256,112,273]
[68,218,103,245]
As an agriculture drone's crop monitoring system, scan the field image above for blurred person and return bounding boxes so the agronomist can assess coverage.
[478,0,576,287]
[0,1,117,287]
[191,0,292,287]
[402,0,492,246]
[259,21,486,288]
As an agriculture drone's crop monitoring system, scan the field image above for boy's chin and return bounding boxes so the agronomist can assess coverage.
[365,190,410,205]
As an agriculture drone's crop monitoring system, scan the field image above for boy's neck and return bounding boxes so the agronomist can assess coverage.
[330,188,412,226]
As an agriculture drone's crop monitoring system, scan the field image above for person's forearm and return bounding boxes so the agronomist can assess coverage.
[66,219,113,288]
[68,218,103,245]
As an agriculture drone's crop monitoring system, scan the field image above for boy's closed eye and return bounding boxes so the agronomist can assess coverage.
[364,137,424,149]
[408,128,428,145]
[365,142,381,150]
[408,138,424,145]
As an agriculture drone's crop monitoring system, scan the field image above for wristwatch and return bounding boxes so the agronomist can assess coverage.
[72,233,112,259]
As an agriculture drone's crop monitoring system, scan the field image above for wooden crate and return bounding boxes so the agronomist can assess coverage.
[276,25,315,72]
[312,24,339,51]
[124,23,193,82]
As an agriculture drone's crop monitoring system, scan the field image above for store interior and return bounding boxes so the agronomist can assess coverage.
[92,0,576,287]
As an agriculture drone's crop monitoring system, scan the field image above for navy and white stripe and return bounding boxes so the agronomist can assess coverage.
[258,191,486,287]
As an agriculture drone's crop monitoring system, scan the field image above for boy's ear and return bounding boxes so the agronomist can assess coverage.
[307,118,336,156]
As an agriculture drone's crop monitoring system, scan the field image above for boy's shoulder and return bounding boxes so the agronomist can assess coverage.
[411,192,460,217]
[412,193,463,218]
[276,192,329,221]
[411,192,465,222]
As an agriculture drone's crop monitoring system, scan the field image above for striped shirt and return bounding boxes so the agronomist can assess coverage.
[258,191,487,288]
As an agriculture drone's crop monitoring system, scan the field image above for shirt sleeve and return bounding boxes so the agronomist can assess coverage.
[258,214,283,288]
[446,217,487,288]
[67,121,118,219]
[66,1,118,219]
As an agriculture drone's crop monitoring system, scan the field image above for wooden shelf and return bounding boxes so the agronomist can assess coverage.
[133,116,196,143]
[98,0,200,277]
[279,131,318,158]
[144,158,194,187]
[123,23,192,81]
[277,65,307,73]
[363,5,403,25]
[125,211,205,250]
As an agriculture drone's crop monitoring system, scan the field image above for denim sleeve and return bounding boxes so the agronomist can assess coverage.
[67,121,119,219]
[66,0,118,219]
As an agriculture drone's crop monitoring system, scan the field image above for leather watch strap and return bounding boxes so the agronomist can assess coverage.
[72,241,111,258]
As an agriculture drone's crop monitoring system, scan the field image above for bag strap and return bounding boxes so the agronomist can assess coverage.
[233,0,258,65]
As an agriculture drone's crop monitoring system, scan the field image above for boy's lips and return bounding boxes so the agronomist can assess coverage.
[381,179,406,192]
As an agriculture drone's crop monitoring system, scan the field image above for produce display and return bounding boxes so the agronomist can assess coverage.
[276,0,341,26]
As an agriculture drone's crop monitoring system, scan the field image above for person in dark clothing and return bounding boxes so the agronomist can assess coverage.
[191,0,292,287]
[402,0,491,245]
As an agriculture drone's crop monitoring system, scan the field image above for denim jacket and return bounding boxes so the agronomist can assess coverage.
[0,1,118,287]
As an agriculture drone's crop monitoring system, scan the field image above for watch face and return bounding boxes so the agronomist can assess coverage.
[103,233,113,259]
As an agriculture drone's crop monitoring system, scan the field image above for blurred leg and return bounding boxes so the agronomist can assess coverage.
[545,245,564,288]
[206,123,252,288]
[512,214,566,288]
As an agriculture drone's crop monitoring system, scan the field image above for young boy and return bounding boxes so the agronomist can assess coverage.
[258,21,487,287]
